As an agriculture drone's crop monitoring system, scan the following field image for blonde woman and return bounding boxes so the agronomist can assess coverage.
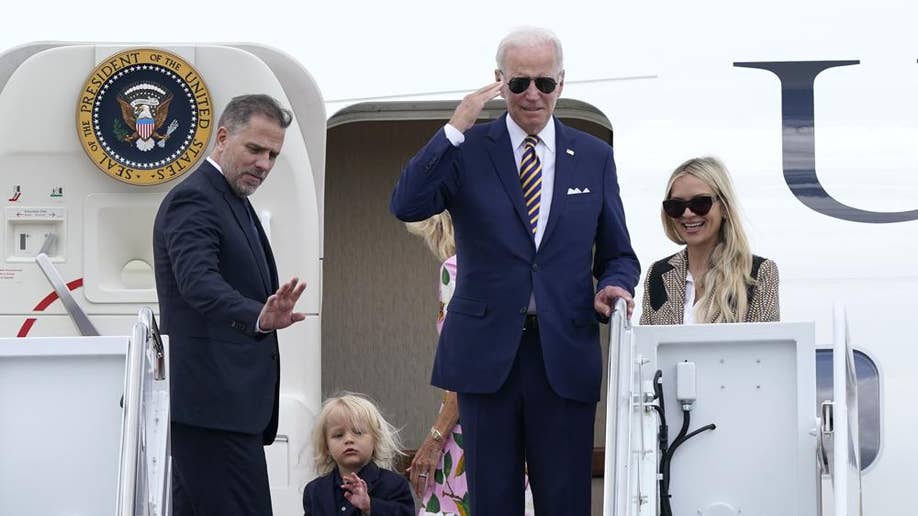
[640,157,779,325]
[406,212,533,516]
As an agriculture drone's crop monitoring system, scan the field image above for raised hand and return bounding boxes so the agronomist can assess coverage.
[342,471,371,512]
[257,277,307,331]
[448,80,504,133]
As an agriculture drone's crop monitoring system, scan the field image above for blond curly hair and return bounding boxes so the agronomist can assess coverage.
[311,393,404,475]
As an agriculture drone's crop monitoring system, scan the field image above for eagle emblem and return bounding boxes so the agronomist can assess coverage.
[115,82,179,152]
[77,48,213,185]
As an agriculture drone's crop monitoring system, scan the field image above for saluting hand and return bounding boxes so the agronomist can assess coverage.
[257,277,307,331]
[448,80,504,133]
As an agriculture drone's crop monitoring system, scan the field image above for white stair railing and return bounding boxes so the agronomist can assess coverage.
[603,298,633,516]
[116,307,171,516]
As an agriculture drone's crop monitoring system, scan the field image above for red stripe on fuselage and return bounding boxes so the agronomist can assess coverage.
[16,278,85,337]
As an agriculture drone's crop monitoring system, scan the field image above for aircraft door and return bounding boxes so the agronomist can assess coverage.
[0,42,325,516]
[819,305,864,516]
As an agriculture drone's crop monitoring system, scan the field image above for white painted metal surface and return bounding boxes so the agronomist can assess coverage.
[603,298,633,516]
[832,305,864,516]
[606,322,818,515]
[0,337,127,516]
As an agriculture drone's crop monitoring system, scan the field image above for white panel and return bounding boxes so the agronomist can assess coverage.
[627,322,816,516]
[271,314,321,509]
[0,337,127,516]
[659,339,798,514]
[83,193,163,303]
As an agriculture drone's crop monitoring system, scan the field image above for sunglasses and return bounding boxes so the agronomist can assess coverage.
[506,76,559,94]
[662,195,718,218]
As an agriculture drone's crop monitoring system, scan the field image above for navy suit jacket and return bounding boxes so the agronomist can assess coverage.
[153,160,281,443]
[302,463,414,516]
[391,115,639,403]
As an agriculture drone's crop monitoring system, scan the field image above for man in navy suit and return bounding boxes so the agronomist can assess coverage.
[154,94,307,516]
[391,28,640,515]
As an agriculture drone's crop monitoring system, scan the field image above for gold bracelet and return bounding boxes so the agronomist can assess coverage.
[430,426,444,442]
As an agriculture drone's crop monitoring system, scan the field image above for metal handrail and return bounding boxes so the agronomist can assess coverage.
[34,234,99,336]
[602,298,632,516]
[116,318,146,515]
[116,308,170,516]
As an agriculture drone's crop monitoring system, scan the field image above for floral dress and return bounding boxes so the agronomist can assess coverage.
[419,256,534,516]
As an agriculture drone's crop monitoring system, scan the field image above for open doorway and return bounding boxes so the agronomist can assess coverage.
[322,100,614,502]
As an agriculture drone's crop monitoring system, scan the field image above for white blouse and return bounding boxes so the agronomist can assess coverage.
[683,271,697,324]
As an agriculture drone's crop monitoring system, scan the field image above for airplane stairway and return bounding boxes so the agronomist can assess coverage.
[0,307,171,516]
[601,299,863,516]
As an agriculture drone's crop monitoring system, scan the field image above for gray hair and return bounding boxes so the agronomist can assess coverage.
[495,27,564,73]
[218,94,293,133]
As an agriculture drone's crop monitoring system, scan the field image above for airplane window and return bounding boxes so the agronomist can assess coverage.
[815,349,881,470]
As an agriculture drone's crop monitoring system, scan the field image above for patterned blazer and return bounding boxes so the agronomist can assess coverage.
[639,250,779,325]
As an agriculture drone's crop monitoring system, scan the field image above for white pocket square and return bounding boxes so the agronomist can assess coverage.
[567,187,590,195]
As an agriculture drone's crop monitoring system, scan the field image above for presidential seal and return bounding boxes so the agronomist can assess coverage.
[77,49,213,186]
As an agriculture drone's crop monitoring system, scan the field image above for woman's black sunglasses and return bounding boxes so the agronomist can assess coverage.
[662,195,718,218]
[506,76,558,94]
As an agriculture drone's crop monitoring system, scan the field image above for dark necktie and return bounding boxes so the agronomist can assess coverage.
[244,199,270,273]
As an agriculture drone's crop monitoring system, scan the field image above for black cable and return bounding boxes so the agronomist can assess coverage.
[660,409,690,516]
[652,370,664,404]
[652,370,668,516]
[660,409,717,516]
[652,370,668,455]
[681,423,716,442]
[663,410,690,487]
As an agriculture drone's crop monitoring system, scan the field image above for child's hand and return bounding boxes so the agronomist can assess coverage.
[342,472,371,513]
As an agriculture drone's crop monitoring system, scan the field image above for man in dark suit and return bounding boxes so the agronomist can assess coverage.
[154,94,307,516]
[391,28,640,515]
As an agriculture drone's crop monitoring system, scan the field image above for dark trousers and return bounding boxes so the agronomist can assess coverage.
[458,320,596,516]
[171,422,273,516]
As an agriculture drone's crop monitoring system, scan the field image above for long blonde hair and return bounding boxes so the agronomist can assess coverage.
[311,393,404,475]
[662,157,754,323]
[405,211,455,262]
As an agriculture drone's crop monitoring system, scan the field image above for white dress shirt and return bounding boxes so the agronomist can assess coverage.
[444,116,556,313]
[444,116,556,249]
[683,271,697,324]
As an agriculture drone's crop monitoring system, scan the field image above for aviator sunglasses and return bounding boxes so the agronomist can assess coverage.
[662,195,718,218]
[505,76,559,94]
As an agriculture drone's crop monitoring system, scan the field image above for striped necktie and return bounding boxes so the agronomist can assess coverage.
[520,135,542,235]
